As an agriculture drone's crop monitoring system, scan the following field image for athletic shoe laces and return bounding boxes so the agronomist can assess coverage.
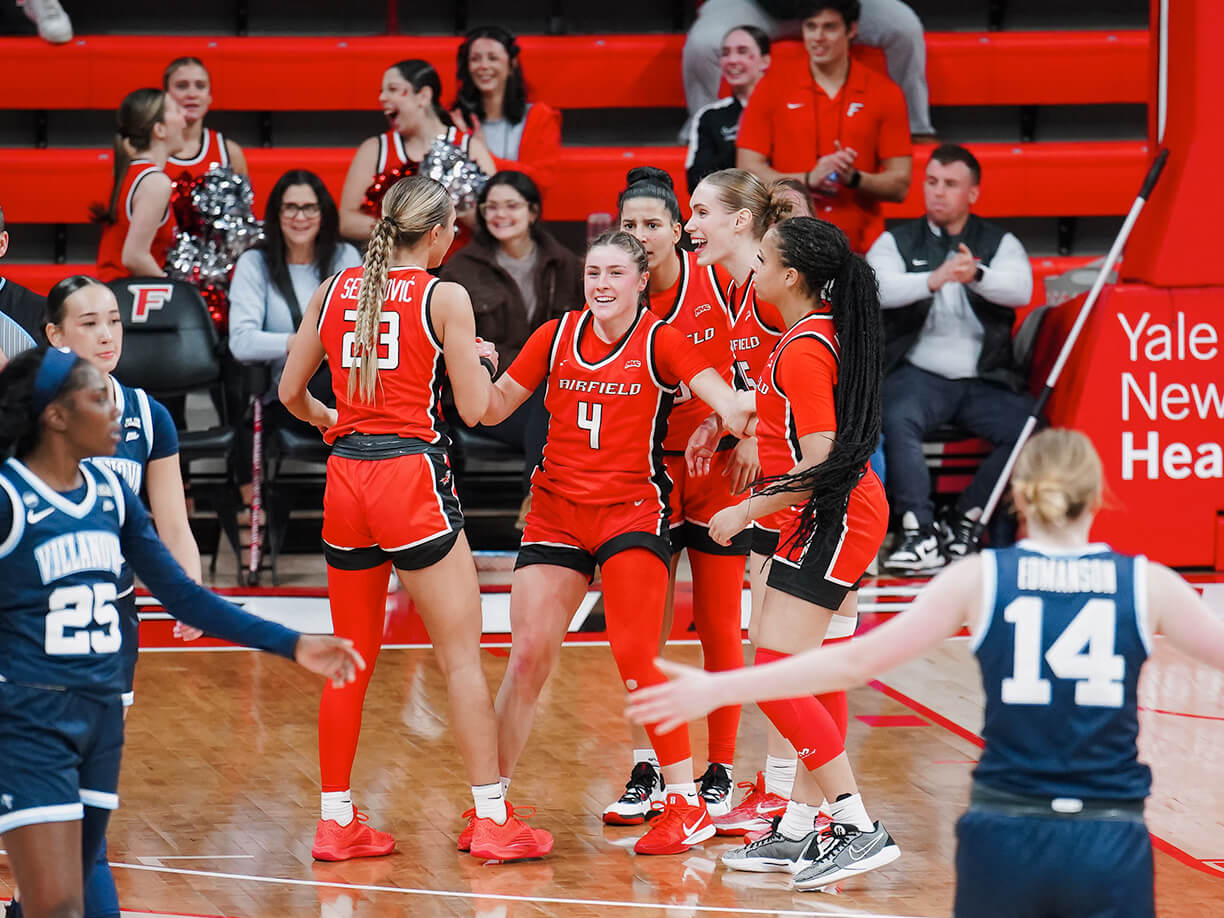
[618,762,659,803]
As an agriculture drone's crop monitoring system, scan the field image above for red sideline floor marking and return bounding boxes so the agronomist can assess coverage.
[1138,705,1224,722]
[870,678,1224,878]
[856,714,929,727]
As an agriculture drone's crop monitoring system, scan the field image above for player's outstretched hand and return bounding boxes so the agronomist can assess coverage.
[685,415,722,477]
[173,622,204,641]
[295,635,366,688]
[626,658,719,734]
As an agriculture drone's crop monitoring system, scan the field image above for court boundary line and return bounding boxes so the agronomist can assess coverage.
[109,861,937,917]
[869,678,1223,878]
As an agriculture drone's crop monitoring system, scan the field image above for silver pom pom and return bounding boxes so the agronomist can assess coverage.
[167,166,264,290]
[421,137,488,213]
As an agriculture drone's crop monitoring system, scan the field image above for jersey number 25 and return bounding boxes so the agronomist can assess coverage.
[45,584,121,656]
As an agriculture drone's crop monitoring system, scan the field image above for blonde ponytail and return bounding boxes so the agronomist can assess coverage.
[349,175,453,404]
[1011,429,1104,527]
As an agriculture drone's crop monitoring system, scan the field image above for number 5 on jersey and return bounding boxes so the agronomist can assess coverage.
[577,401,602,450]
[341,309,400,370]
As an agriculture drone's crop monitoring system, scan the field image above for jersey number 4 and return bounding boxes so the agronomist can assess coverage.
[45,584,121,656]
[1002,597,1125,708]
[577,401,602,450]
[340,309,400,370]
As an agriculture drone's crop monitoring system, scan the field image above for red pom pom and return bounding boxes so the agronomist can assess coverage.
[199,284,229,334]
[360,162,417,216]
[170,171,205,236]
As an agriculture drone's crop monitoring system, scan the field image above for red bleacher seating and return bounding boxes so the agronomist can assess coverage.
[0,31,1147,111]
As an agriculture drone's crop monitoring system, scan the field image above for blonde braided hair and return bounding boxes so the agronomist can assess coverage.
[350,175,452,402]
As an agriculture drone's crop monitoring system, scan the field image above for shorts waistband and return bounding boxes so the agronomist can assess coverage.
[969,781,1145,822]
[331,433,447,461]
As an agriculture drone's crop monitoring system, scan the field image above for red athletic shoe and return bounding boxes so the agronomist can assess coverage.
[457,802,519,851]
[634,794,716,855]
[713,771,788,836]
[469,810,554,861]
[311,809,396,861]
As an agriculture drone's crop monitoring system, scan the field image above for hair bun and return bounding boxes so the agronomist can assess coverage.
[625,166,674,192]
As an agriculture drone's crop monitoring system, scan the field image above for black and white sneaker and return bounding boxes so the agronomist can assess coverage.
[698,762,733,818]
[602,761,665,826]
[885,511,946,573]
[792,821,900,890]
[941,510,982,559]
[720,817,819,873]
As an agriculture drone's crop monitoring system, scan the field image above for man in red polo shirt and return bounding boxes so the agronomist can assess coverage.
[737,0,912,253]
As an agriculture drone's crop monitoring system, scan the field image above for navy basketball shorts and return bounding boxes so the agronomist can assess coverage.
[954,808,1154,918]
[117,588,139,707]
[0,682,124,835]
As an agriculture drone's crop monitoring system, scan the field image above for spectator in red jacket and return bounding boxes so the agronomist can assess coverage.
[449,26,562,197]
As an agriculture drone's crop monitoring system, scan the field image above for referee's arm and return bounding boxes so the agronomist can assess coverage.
[0,312,35,368]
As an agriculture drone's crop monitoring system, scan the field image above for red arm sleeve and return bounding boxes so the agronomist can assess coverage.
[776,336,840,436]
[505,318,559,392]
[653,323,716,387]
[492,104,562,194]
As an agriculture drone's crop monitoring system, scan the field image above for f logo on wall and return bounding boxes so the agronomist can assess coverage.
[127,284,174,323]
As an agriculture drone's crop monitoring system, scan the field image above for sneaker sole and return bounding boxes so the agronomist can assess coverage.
[634,823,717,856]
[721,853,800,873]
[792,845,901,890]
[603,811,650,826]
[311,842,396,862]
[470,837,555,861]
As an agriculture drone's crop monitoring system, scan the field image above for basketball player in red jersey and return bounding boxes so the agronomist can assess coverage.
[163,57,249,180]
[696,217,900,884]
[339,60,497,245]
[682,168,810,834]
[96,89,187,282]
[599,166,747,826]
[279,175,552,863]
[482,231,751,856]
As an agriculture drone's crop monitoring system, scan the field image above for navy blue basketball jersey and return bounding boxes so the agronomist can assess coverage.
[91,378,178,495]
[972,540,1153,801]
[0,458,128,696]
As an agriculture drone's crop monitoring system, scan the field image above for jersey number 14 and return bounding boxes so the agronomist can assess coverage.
[1002,597,1125,708]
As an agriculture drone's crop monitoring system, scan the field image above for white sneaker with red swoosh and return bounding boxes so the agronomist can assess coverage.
[633,794,716,855]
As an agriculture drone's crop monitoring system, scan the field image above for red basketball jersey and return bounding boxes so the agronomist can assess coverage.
[376,126,472,174]
[317,265,449,445]
[648,249,735,450]
[96,160,176,283]
[167,128,231,181]
[727,271,785,391]
[508,308,708,509]
[755,311,840,478]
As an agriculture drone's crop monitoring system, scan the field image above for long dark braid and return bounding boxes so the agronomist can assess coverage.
[756,218,884,554]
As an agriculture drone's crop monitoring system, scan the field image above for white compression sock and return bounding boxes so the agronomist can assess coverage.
[500,776,512,795]
[764,754,797,798]
[829,793,873,832]
[321,790,354,826]
[472,783,508,824]
[778,800,822,840]
[669,782,699,804]
[634,748,660,768]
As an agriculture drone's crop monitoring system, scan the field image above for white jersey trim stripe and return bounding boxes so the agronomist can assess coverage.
[0,473,26,560]
[1133,554,1153,655]
[0,803,83,835]
[969,550,999,653]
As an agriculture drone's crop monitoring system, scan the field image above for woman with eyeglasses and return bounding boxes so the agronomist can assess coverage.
[229,171,362,434]
[439,171,582,517]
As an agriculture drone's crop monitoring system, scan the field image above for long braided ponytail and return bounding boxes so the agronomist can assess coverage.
[756,217,884,554]
[350,175,452,402]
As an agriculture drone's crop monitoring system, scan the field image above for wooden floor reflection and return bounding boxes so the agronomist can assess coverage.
[2,636,1222,916]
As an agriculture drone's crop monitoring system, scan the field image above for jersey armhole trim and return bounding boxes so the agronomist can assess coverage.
[1133,554,1154,656]
[134,388,154,459]
[0,475,26,560]
[316,271,345,331]
[646,323,679,393]
[968,551,997,653]
[88,460,127,528]
[421,277,444,351]
[769,331,837,401]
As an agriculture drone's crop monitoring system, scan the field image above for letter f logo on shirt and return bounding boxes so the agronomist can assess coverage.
[846,102,865,117]
[127,284,174,323]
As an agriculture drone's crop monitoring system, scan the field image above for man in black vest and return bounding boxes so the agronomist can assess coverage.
[866,144,1034,572]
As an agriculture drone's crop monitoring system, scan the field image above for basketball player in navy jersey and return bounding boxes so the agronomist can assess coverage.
[0,347,363,918]
[630,428,1224,910]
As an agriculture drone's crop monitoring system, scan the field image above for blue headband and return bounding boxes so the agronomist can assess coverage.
[32,347,83,417]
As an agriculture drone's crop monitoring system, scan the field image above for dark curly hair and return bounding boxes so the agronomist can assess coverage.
[0,348,95,459]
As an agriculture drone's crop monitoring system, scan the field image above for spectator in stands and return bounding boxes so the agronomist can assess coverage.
[229,170,361,435]
[735,0,912,254]
[683,0,934,141]
[95,88,187,281]
[685,25,772,193]
[0,204,45,344]
[866,144,1034,572]
[439,170,582,517]
[18,0,71,43]
[339,60,497,244]
[163,57,249,179]
[449,26,562,195]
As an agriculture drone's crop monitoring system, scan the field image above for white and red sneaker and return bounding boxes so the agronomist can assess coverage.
[713,771,788,836]
[634,794,716,855]
[311,808,396,861]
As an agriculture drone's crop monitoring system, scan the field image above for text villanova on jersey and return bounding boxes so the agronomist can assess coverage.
[34,531,124,585]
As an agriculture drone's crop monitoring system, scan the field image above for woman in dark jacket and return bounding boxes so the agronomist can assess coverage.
[441,170,582,517]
